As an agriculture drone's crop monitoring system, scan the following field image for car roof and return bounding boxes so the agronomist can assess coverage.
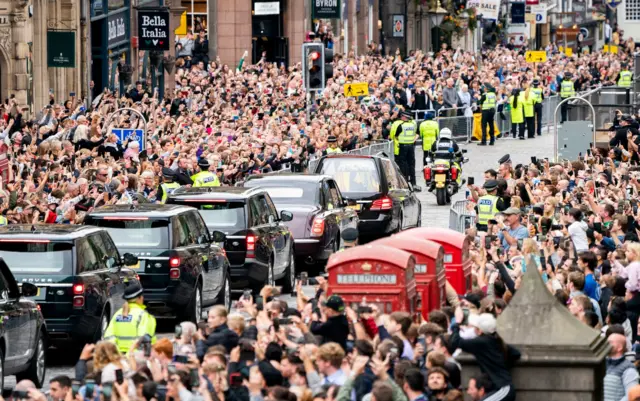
[0,224,106,240]
[321,153,389,162]
[170,186,264,200]
[87,204,193,218]
[245,173,332,183]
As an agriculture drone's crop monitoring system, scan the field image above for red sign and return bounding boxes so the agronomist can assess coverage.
[526,0,539,4]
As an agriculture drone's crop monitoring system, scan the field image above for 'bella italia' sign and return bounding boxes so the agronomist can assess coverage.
[138,10,170,51]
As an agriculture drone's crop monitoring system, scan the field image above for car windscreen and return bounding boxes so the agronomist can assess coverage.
[84,218,170,248]
[0,241,74,275]
[244,182,318,206]
[171,201,246,230]
[319,158,381,196]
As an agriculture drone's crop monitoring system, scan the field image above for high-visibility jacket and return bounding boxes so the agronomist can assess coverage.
[191,171,220,188]
[103,303,157,354]
[522,93,535,118]
[389,120,403,156]
[419,120,439,151]
[618,70,632,88]
[477,195,500,226]
[326,147,343,154]
[397,121,418,144]
[531,88,543,104]
[509,95,524,124]
[560,80,575,98]
[160,182,180,204]
[0,216,7,226]
[482,92,497,110]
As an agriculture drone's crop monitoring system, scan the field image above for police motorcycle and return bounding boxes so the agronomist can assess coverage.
[422,129,468,206]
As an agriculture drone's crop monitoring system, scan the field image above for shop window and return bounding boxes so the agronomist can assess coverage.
[626,0,640,20]
[108,0,125,11]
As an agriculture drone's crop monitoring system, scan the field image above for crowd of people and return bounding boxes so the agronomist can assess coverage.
[0,15,639,401]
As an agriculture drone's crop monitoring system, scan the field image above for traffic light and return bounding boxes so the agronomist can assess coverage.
[324,48,334,85]
[302,43,324,91]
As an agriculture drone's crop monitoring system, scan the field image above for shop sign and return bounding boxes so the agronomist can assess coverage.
[47,31,76,68]
[312,0,341,19]
[107,10,128,47]
[254,2,280,15]
[138,10,170,51]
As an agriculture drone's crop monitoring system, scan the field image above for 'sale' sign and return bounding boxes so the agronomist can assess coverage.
[138,10,170,51]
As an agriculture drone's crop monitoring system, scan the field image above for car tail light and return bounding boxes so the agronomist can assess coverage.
[169,257,181,268]
[169,268,181,280]
[424,167,432,181]
[450,166,458,181]
[73,283,85,308]
[371,196,393,211]
[246,234,256,258]
[311,218,325,237]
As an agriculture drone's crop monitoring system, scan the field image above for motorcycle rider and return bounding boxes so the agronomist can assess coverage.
[428,128,463,187]
[419,113,439,167]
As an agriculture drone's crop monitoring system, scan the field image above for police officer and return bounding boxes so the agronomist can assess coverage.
[339,227,359,251]
[103,282,157,353]
[325,136,343,154]
[419,114,439,166]
[191,159,220,187]
[616,62,633,88]
[158,168,180,204]
[476,179,507,232]
[0,211,8,226]
[388,108,404,157]
[479,85,497,146]
[531,79,544,136]
[560,72,576,123]
[395,111,418,186]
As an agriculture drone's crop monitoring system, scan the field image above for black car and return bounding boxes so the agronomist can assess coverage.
[0,225,138,347]
[166,187,296,294]
[313,154,422,241]
[84,204,231,323]
[243,174,358,268]
[0,258,47,389]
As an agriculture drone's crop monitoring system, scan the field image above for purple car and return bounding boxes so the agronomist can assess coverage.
[243,174,358,269]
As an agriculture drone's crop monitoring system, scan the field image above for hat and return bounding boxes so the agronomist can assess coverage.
[483,179,498,191]
[467,313,497,334]
[503,207,522,216]
[327,135,337,143]
[162,167,175,179]
[623,114,635,123]
[401,111,412,118]
[498,154,511,165]
[341,227,358,242]
[322,294,345,312]
[532,79,540,86]
[464,293,482,309]
[198,158,210,169]
[47,195,61,205]
[564,72,572,78]
[123,282,144,300]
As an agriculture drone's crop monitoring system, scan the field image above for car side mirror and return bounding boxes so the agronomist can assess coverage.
[123,253,139,267]
[211,230,226,243]
[21,282,38,298]
[280,210,294,222]
[106,256,120,271]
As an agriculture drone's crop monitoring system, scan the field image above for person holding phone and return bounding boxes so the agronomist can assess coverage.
[496,208,529,252]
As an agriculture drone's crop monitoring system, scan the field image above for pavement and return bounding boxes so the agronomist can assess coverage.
[30,133,556,391]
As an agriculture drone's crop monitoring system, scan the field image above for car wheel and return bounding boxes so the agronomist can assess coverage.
[219,273,231,312]
[185,284,202,323]
[282,252,295,294]
[16,331,46,387]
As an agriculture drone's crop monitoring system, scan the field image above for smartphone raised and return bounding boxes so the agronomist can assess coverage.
[484,236,492,249]
[175,324,182,339]
[468,176,475,185]
[116,368,124,385]
[85,380,96,398]
[190,368,200,388]
[173,355,189,364]
[517,238,524,251]
[102,383,113,401]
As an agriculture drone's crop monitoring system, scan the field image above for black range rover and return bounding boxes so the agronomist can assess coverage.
[84,204,231,322]
[0,225,139,347]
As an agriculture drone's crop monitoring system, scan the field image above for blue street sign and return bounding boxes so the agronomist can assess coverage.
[536,14,543,22]
[111,129,145,150]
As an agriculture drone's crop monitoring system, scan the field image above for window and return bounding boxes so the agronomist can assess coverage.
[382,160,400,190]
[327,180,342,208]
[85,217,171,248]
[0,241,74,276]
[256,195,276,224]
[176,215,196,247]
[320,157,381,196]
[626,0,640,20]
[77,238,100,274]
[264,196,279,222]
[172,216,189,248]
[185,211,208,243]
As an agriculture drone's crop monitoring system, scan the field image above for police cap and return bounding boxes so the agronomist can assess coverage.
[198,158,211,169]
[564,72,572,79]
[483,179,498,191]
[327,135,338,143]
[401,111,413,119]
[341,227,359,242]
[532,79,540,86]
[162,167,175,179]
[498,154,511,165]
[123,282,144,300]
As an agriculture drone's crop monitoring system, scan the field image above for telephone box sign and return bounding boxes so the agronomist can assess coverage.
[138,10,170,51]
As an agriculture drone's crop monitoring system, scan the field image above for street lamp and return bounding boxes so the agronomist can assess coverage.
[428,0,448,27]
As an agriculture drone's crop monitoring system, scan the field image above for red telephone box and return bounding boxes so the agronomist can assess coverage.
[371,236,446,319]
[398,228,472,295]
[326,244,418,317]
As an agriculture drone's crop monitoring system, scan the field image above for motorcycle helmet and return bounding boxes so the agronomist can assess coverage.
[440,128,452,140]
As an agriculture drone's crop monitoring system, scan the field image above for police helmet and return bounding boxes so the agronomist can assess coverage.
[162,167,175,180]
[440,128,452,140]
[198,159,211,170]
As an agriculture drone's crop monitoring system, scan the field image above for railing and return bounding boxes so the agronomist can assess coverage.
[449,200,476,234]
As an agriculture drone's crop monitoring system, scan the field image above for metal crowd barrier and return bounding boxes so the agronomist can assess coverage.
[449,200,476,233]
